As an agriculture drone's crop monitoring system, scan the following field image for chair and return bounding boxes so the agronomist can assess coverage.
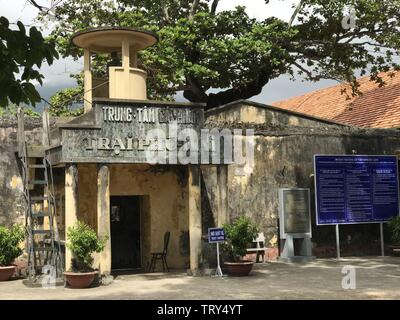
[148,231,170,272]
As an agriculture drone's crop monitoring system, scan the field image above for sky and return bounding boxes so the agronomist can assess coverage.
[1,0,337,107]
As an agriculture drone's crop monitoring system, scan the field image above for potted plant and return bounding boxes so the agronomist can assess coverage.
[64,221,108,288]
[222,216,259,276]
[388,216,400,256]
[0,225,25,281]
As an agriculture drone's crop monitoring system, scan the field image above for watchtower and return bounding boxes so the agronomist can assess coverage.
[71,27,158,111]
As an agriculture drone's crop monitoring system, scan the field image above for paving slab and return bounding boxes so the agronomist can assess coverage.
[0,257,399,300]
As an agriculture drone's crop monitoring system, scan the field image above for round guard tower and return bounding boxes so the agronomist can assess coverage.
[44,28,205,278]
[71,27,158,111]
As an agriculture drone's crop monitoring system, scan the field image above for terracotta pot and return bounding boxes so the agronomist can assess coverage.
[224,260,254,276]
[64,271,97,289]
[0,266,16,281]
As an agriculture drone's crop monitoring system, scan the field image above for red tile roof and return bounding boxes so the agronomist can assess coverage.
[272,71,400,128]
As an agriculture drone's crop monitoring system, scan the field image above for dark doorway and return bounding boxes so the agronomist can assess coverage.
[110,196,141,270]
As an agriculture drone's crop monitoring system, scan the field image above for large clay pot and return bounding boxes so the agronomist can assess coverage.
[0,266,16,281]
[224,261,254,276]
[64,271,97,289]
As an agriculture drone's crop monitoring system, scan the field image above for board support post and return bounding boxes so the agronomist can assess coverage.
[335,224,341,260]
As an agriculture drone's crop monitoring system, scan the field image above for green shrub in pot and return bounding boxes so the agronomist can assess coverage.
[64,221,108,288]
[221,216,259,277]
[0,224,25,281]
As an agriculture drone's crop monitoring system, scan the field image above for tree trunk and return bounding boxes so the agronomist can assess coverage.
[183,70,271,109]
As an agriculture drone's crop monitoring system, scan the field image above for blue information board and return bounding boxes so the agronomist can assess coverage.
[208,228,225,243]
[314,155,399,225]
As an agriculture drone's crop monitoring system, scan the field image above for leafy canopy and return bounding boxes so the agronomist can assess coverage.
[66,221,108,272]
[35,0,400,113]
[0,225,25,266]
[0,16,59,108]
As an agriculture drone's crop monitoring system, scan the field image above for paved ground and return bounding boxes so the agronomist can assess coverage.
[1,257,400,300]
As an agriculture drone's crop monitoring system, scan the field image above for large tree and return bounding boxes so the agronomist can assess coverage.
[0,16,58,108]
[33,0,400,112]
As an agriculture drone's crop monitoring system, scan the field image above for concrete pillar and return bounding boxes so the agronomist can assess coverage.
[188,165,202,274]
[122,39,130,98]
[83,49,92,113]
[130,51,138,68]
[65,164,78,271]
[122,39,130,69]
[217,165,229,226]
[97,164,111,275]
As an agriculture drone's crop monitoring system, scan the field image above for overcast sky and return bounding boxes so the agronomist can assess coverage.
[1,0,337,107]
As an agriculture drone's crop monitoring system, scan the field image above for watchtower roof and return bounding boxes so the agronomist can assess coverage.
[71,27,158,53]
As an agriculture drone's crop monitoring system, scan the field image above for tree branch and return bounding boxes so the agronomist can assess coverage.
[162,7,170,23]
[211,0,219,15]
[195,66,273,109]
[183,75,208,102]
[338,28,385,43]
[189,0,200,20]
[289,0,305,27]
[292,61,313,78]
[28,0,47,12]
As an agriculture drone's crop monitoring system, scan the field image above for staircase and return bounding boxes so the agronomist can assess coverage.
[17,108,64,286]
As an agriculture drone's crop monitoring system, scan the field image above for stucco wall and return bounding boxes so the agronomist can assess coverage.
[0,116,43,227]
[206,100,345,128]
[3,101,400,269]
[68,164,190,269]
[202,101,400,262]
[109,164,189,269]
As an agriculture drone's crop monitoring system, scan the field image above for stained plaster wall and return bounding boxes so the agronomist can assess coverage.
[109,164,189,269]
[0,116,189,269]
[3,101,400,266]
[75,163,190,269]
[201,101,400,262]
[0,116,42,227]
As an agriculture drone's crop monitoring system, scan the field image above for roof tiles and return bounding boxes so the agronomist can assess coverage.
[273,71,400,128]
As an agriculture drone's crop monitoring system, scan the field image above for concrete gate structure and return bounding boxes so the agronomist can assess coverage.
[22,27,207,276]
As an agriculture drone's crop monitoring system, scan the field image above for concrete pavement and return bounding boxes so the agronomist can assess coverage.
[0,257,399,300]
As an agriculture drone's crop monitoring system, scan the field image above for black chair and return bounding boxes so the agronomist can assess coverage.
[148,231,170,272]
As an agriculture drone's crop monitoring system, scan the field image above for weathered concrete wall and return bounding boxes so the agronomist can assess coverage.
[78,164,98,230]
[202,101,400,261]
[0,116,42,227]
[72,164,190,269]
[109,164,189,269]
[206,100,345,128]
[3,101,400,269]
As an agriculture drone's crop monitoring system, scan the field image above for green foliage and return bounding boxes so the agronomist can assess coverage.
[222,216,259,262]
[49,73,83,116]
[66,221,108,272]
[49,87,84,116]
[0,16,59,108]
[0,225,25,266]
[0,104,40,118]
[388,216,400,244]
[39,0,400,110]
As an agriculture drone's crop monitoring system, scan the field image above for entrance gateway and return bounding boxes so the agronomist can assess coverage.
[110,196,141,270]
[18,26,219,283]
[57,27,206,276]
